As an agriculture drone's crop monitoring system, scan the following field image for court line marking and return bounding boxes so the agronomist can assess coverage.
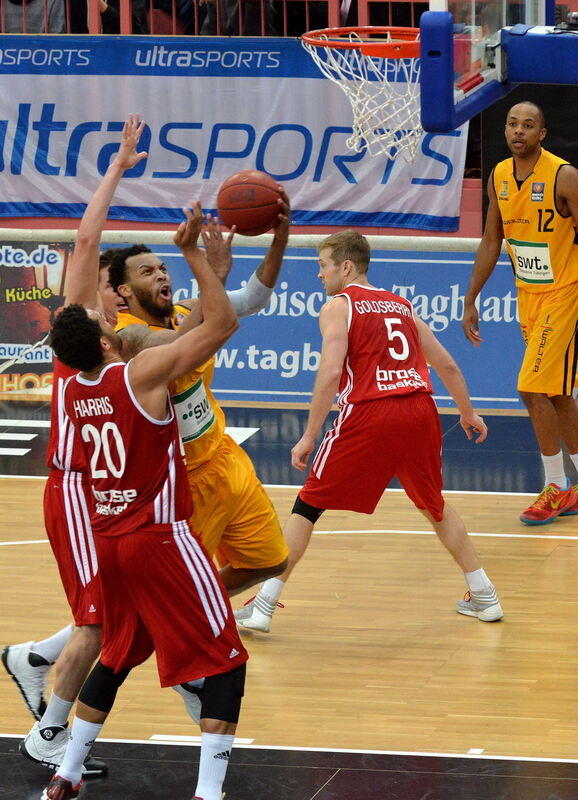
[0,477,542,497]
[2,528,578,546]
[150,734,254,744]
[0,733,576,763]
[0,539,49,546]
[0,433,36,441]
[211,389,520,403]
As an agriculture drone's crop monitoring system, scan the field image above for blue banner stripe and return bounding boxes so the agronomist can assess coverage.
[0,202,459,232]
[0,35,323,78]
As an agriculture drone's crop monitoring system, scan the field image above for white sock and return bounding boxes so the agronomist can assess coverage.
[40,692,73,730]
[569,453,578,479]
[58,717,102,786]
[194,732,234,800]
[465,568,492,593]
[31,625,73,664]
[259,577,285,605]
[541,452,568,490]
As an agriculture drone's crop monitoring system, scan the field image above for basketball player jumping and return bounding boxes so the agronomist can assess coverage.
[42,202,247,800]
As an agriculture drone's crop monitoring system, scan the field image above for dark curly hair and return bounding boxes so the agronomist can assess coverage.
[99,248,119,270]
[50,304,103,372]
[108,244,152,294]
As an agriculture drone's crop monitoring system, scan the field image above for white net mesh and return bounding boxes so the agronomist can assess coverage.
[302,30,422,162]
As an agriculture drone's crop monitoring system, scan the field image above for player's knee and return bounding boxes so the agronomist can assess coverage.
[78,660,130,714]
[292,495,325,524]
[201,663,246,723]
[75,624,102,655]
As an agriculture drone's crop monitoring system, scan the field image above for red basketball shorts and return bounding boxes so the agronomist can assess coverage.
[43,469,102,626]
[96,523,248,687]
[300,392,445,521]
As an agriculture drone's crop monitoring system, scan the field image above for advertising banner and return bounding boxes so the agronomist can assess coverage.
[0,36,468,231]
[0,238,523,409]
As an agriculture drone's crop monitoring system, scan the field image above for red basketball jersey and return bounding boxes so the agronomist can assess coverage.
[335,284,432,404]
[46,358,87,473]
[63,361,193,536]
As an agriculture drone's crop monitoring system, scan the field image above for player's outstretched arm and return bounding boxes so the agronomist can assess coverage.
[462,173,504,347]
[220,189,291,320]
[256,188,290,288]
[64,114,147,308]
[291,297,348,470]
[416,316,487,444]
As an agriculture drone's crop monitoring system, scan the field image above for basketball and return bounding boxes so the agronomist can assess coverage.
[216,170,283,236]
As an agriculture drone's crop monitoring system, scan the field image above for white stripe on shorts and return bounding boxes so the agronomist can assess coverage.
[172,522,228,637]
[154,442,176,524]
[62,471,97,586]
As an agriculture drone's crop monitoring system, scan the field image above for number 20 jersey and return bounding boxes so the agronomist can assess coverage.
[63,361,193,536]
[333,284,432,404]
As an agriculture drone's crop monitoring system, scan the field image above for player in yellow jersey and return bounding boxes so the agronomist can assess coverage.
[462,101,578,524]
[108,201,290,592]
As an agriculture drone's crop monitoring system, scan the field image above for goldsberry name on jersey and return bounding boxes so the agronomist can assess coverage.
[376,366,429,392]
[354,299,413,318]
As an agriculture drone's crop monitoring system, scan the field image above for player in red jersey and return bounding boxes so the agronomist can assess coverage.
[2,116,145,779]
[41,203,247,800]
[236,229,504,633]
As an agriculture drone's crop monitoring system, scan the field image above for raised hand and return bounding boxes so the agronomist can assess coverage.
[201,213,235,280]
[174,201,204,252]
[114,113,148,171]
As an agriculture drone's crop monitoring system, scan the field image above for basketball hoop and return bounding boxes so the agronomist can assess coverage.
[301,27,422,162]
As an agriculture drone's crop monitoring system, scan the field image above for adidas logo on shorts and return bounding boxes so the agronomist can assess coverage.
[229,648,239,658]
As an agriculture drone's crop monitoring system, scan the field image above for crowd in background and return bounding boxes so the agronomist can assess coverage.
[0,0,335,35]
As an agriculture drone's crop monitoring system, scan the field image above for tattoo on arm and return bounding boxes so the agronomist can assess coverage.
[118,324,176,359]
[255,261,265,281]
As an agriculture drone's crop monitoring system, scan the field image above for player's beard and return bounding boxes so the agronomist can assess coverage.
[132,285,174,322]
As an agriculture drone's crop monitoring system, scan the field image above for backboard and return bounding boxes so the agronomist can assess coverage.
[419,0,578,132]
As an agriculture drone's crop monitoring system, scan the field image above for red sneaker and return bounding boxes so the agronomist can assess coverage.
[560,484,578,516]
[41,775,85,799]
[520,483,578,525]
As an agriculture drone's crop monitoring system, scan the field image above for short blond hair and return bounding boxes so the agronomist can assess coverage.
[317,230,371,274]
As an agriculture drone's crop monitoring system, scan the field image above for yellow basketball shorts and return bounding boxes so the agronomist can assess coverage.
[517,282,578,396]
[187,434,289,571]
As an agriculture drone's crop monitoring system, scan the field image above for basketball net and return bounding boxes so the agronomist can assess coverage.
[302,30,422,163]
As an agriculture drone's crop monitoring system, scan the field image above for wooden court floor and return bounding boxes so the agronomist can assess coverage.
[2,477,578,764]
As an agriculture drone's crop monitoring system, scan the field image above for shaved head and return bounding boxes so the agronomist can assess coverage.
[507,102,546,130]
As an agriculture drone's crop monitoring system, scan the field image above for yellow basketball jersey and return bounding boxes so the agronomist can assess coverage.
[493,148,578,294]
[116,306,226,471]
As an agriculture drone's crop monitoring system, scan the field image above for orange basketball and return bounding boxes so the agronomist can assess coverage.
[216,170,283,236]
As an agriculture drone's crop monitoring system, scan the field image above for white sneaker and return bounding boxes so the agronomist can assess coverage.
[20,721,69,770]
[233,594,283,633]
[456,587,504,622]
[20,722,108,777]
[2,641,50,720]
[172,683,202,725]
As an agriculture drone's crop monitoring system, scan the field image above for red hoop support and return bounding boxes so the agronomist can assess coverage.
[301,26,420,59]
